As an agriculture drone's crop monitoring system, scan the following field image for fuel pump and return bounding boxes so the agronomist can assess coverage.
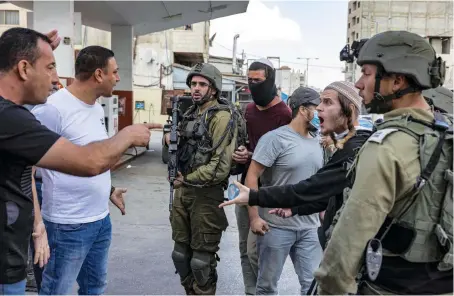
[99,95,119,138]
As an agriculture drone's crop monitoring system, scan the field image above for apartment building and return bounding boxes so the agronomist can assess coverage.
[344,1,453,89]
[275,66,306,102]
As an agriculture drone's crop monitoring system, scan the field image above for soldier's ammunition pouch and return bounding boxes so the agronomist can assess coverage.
[178,116,212,176]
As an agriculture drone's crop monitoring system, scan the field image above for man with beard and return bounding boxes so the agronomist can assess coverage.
[218,80,372,285]
[232,58,292,295]
[32,46,157,295]
[0,28,153,295]
[314,31,453,295]
[246,87,324,295]
[169,63,238,295]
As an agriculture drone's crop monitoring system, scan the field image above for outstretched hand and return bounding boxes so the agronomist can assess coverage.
[219,180,250,208]
[268,208,292,218]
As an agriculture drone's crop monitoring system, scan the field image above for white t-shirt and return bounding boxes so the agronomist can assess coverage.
[32,88,111,224]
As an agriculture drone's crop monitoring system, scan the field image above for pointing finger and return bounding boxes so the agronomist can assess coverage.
[144,123,163,129]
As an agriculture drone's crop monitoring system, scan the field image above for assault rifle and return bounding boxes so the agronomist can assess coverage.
[168,95,193,211]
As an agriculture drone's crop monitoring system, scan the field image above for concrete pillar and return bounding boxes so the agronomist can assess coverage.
[111,25,134,130]
[33,0,75,79]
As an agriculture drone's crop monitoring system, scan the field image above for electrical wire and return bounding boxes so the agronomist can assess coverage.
[213,41,343,69]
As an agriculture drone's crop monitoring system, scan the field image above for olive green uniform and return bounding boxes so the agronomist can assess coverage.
[170,99,238,295]
[314,107,451,294]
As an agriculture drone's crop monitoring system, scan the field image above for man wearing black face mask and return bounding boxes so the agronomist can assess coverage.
[232,59,292,295]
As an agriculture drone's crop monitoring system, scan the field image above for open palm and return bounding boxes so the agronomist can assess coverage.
[219,180,250,208]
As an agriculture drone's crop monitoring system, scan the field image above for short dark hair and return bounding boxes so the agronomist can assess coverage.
[0,27,52,72]
[248,61,273,78]
[75,45,115,82]
[291,102,317,119]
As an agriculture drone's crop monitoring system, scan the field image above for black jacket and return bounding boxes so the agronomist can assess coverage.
[248,129,372,246]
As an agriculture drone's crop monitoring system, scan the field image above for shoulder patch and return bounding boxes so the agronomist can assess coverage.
[367,128,399,144]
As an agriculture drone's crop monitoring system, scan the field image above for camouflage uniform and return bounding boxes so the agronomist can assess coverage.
[170,63,238,295]
[315,31,453,295]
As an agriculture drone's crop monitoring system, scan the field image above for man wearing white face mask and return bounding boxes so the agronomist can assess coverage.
[244,87,324,295]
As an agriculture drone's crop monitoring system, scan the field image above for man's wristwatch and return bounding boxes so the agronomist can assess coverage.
[110,185,115,196]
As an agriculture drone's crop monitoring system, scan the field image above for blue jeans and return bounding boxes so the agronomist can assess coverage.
[0,280,26,295]
[256,226,322,295]
[39,215,112,295]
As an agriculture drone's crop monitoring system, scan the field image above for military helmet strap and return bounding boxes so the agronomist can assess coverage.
[367,66,421,114]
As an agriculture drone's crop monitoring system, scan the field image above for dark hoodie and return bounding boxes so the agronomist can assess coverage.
[248,129,372,247]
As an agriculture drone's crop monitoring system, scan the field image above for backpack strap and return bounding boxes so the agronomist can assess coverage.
[377,114,451,241]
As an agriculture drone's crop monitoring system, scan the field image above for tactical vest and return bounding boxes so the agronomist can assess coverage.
[347,112,453,272]
[177,97,247,183]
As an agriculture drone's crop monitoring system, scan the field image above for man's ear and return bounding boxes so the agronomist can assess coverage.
[94,68,103,83]
[17,60,30,81]
[392,74,407,92]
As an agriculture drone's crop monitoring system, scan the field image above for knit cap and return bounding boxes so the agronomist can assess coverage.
[324,81,363,112]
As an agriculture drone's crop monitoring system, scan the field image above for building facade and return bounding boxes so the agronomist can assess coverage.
[344,0,453,89]
[276,66,305,102]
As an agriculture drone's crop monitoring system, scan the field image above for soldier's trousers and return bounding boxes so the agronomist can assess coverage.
[170,186,228,295]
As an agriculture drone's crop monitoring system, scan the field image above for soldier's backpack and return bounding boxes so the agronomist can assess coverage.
[217,98,248,176]
[374,112,453,271]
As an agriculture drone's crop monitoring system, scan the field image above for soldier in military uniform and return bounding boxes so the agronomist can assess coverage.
[169,63,238,295]
[314,31,453,294]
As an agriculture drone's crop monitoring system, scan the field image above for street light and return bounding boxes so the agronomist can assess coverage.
[297,57,318,87]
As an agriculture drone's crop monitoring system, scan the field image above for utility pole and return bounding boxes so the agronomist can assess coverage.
[297,57,318,86]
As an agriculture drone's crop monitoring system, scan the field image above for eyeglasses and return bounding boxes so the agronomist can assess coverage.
[190,81,209,88]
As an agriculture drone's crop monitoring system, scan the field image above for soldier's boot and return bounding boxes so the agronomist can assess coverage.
[191,252,220,295]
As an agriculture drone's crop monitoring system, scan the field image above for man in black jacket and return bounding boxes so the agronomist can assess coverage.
[219,81,372,249]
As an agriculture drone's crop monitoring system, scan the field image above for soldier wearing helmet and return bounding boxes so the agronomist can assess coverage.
[314,31,453,295]
[169,63,238,295]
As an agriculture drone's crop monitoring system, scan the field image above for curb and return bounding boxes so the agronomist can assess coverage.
[112,148,148,172]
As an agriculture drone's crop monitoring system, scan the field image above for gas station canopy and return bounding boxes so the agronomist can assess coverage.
[10,1,249,35]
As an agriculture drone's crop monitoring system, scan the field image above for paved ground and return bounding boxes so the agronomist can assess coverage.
[104,131,302,295]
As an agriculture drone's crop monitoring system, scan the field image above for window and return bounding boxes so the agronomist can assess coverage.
[442,37,451,54]
[347,37,350,43]
[353,1,357,10]
[356,17,360,24]
[0,10,19,25]
[348,23,350,29]
[358,2,360,8]
[356,32,359,39]
[352,17,356,25]
[349,8,351,14]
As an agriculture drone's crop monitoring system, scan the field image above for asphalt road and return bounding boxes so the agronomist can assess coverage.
[105,131,302,295]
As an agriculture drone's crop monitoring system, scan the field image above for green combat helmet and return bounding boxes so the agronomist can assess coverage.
[423,86,453,114]
[356,31,446,113]
[186,63,223,93]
